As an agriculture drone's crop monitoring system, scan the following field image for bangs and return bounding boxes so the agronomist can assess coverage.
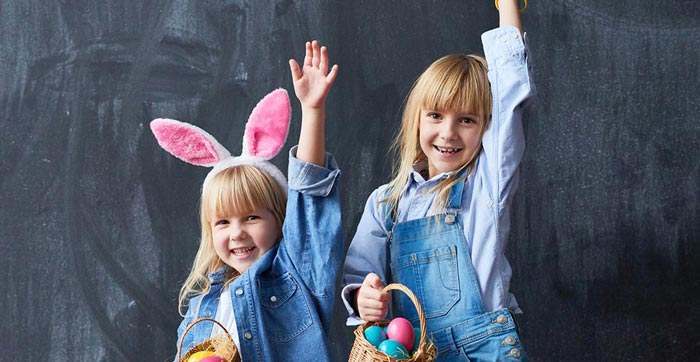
[417,55,491,119]
[201,165,285,225]
[208,176,258,220]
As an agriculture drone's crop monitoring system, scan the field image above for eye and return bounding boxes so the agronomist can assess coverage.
[246,215,260,222]
[214,219,229,226]
[426,111,442,120]
[459,117,477,124]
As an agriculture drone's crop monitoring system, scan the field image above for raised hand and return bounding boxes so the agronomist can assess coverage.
[289,40,339,110]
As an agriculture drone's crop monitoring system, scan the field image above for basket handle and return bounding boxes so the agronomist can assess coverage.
[381,283,430,355]
[176,317,235,360]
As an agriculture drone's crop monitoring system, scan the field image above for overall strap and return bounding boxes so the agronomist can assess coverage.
[379,188,397,284]
[380,189,396,236]
[444,170,468,224]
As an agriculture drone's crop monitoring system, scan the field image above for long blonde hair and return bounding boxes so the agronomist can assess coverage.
[178,165,286,316]
[385,54,492,214]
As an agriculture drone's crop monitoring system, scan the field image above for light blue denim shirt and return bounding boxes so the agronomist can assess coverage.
[342,26,534,325]
[176,146,343,361]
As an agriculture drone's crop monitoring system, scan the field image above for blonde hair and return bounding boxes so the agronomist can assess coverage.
[178,165,286,316]
[385,54,492,214]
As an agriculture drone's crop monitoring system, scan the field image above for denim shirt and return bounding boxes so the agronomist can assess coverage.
[342,26,534,325]
[176,146,343,361]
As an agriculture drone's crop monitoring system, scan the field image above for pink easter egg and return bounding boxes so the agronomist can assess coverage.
[386,317,415,351]
[199,356,226,362]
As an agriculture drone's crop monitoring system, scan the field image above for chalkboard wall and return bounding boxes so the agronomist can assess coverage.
[1,1,698,360]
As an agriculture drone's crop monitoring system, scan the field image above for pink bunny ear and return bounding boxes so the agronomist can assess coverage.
[242,88,291,159]
[150,118,231,167]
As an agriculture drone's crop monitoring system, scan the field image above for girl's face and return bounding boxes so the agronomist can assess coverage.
[419,108,482,178]
[211,206,281,273]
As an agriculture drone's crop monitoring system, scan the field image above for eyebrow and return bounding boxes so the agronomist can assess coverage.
[423,109,479,118]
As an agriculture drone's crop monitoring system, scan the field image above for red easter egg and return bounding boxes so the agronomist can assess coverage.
[386,317,415,351]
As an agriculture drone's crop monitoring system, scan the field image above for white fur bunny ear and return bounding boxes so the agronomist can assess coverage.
[150,118,231,167]
[242,88,291,160]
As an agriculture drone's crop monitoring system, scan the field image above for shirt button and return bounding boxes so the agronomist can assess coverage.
[270,295,278,303]
[243,331,253,340]
[503,335,516,345]
[235,288,244,296]
[495,315,507,324]
[509,348,521,358]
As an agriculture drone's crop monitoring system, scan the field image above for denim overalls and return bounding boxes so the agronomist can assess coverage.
[385,175,525,361]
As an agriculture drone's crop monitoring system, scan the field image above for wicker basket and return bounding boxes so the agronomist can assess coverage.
[176,317,240,362]
[348,283,437,361]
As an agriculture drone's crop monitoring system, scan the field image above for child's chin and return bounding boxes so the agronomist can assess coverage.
[229,258,259,274]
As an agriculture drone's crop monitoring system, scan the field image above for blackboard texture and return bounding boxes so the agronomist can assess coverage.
[1,1,698,361]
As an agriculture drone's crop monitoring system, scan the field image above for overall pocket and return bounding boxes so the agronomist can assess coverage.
[392,245,460,320]
[258,272,313,343]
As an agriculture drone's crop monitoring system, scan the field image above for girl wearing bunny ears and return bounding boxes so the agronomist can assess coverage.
[152,41,340,361]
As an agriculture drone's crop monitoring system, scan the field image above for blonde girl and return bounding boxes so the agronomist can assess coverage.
[342,1,533,360]
[152,40,341,361]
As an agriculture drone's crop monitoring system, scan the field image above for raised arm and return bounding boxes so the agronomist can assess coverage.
[289,40,339,166]
[497,0,524,32]
[479,0,533,206]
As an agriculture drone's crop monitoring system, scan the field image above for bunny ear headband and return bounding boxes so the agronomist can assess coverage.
[150,88,291,192]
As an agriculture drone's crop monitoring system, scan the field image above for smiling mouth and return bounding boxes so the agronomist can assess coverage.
[231,246,256,257]
[433,145,463,154]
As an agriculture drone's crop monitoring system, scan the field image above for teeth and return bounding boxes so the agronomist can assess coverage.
[232,246,255,256]
[434,145,462,154]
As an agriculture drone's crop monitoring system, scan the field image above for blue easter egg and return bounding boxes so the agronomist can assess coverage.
[412,327,421,352]
[378,339,411,360]
[363,325,387,347]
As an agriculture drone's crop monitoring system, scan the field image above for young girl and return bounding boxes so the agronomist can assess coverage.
[342,1,533,361]
[151,41,341,361]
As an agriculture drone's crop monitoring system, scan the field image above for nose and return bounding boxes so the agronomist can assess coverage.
[439,118,458,140]
[228,225,247,242]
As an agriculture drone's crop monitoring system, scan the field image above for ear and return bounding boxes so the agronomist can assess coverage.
[150,118,231,167]
[242,88,291,159]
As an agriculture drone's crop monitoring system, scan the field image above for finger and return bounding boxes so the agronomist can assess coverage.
[360,286,390,304]
[377,291,391,303]
[319,46,329,74]
[367,273,385,290]
[360,310,386,322]
[358,295,388,309]
[303,41,312,67]
[289,59,302,82]
[363,307,389,319]
[359,304,388,314]
[312,40,320,67]
[326,64,339,84]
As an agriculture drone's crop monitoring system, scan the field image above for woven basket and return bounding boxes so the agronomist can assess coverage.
[176,317,240,362]
[348,283,437,361]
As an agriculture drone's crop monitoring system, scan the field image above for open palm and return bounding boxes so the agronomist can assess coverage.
[289,40,339,109]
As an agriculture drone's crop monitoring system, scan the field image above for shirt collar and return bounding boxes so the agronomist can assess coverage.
[408,160,459,185]
[207,265,236,284]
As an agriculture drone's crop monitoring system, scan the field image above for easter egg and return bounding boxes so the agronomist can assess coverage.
[412,327,421,352]
[187,351,216,362]
[378,339,411,360]
[363,325,387,347]
[386,317,415,351]
[199,356,226,362]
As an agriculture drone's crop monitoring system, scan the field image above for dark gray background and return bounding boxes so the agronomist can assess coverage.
[1,0,698,361]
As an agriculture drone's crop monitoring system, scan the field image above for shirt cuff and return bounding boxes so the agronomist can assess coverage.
[481,26,527,68]
[341,283,364,326]
[287,145,341,197]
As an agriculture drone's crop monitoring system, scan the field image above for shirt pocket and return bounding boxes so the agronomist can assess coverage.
[392,245,460,320]
[258,272,313,343]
